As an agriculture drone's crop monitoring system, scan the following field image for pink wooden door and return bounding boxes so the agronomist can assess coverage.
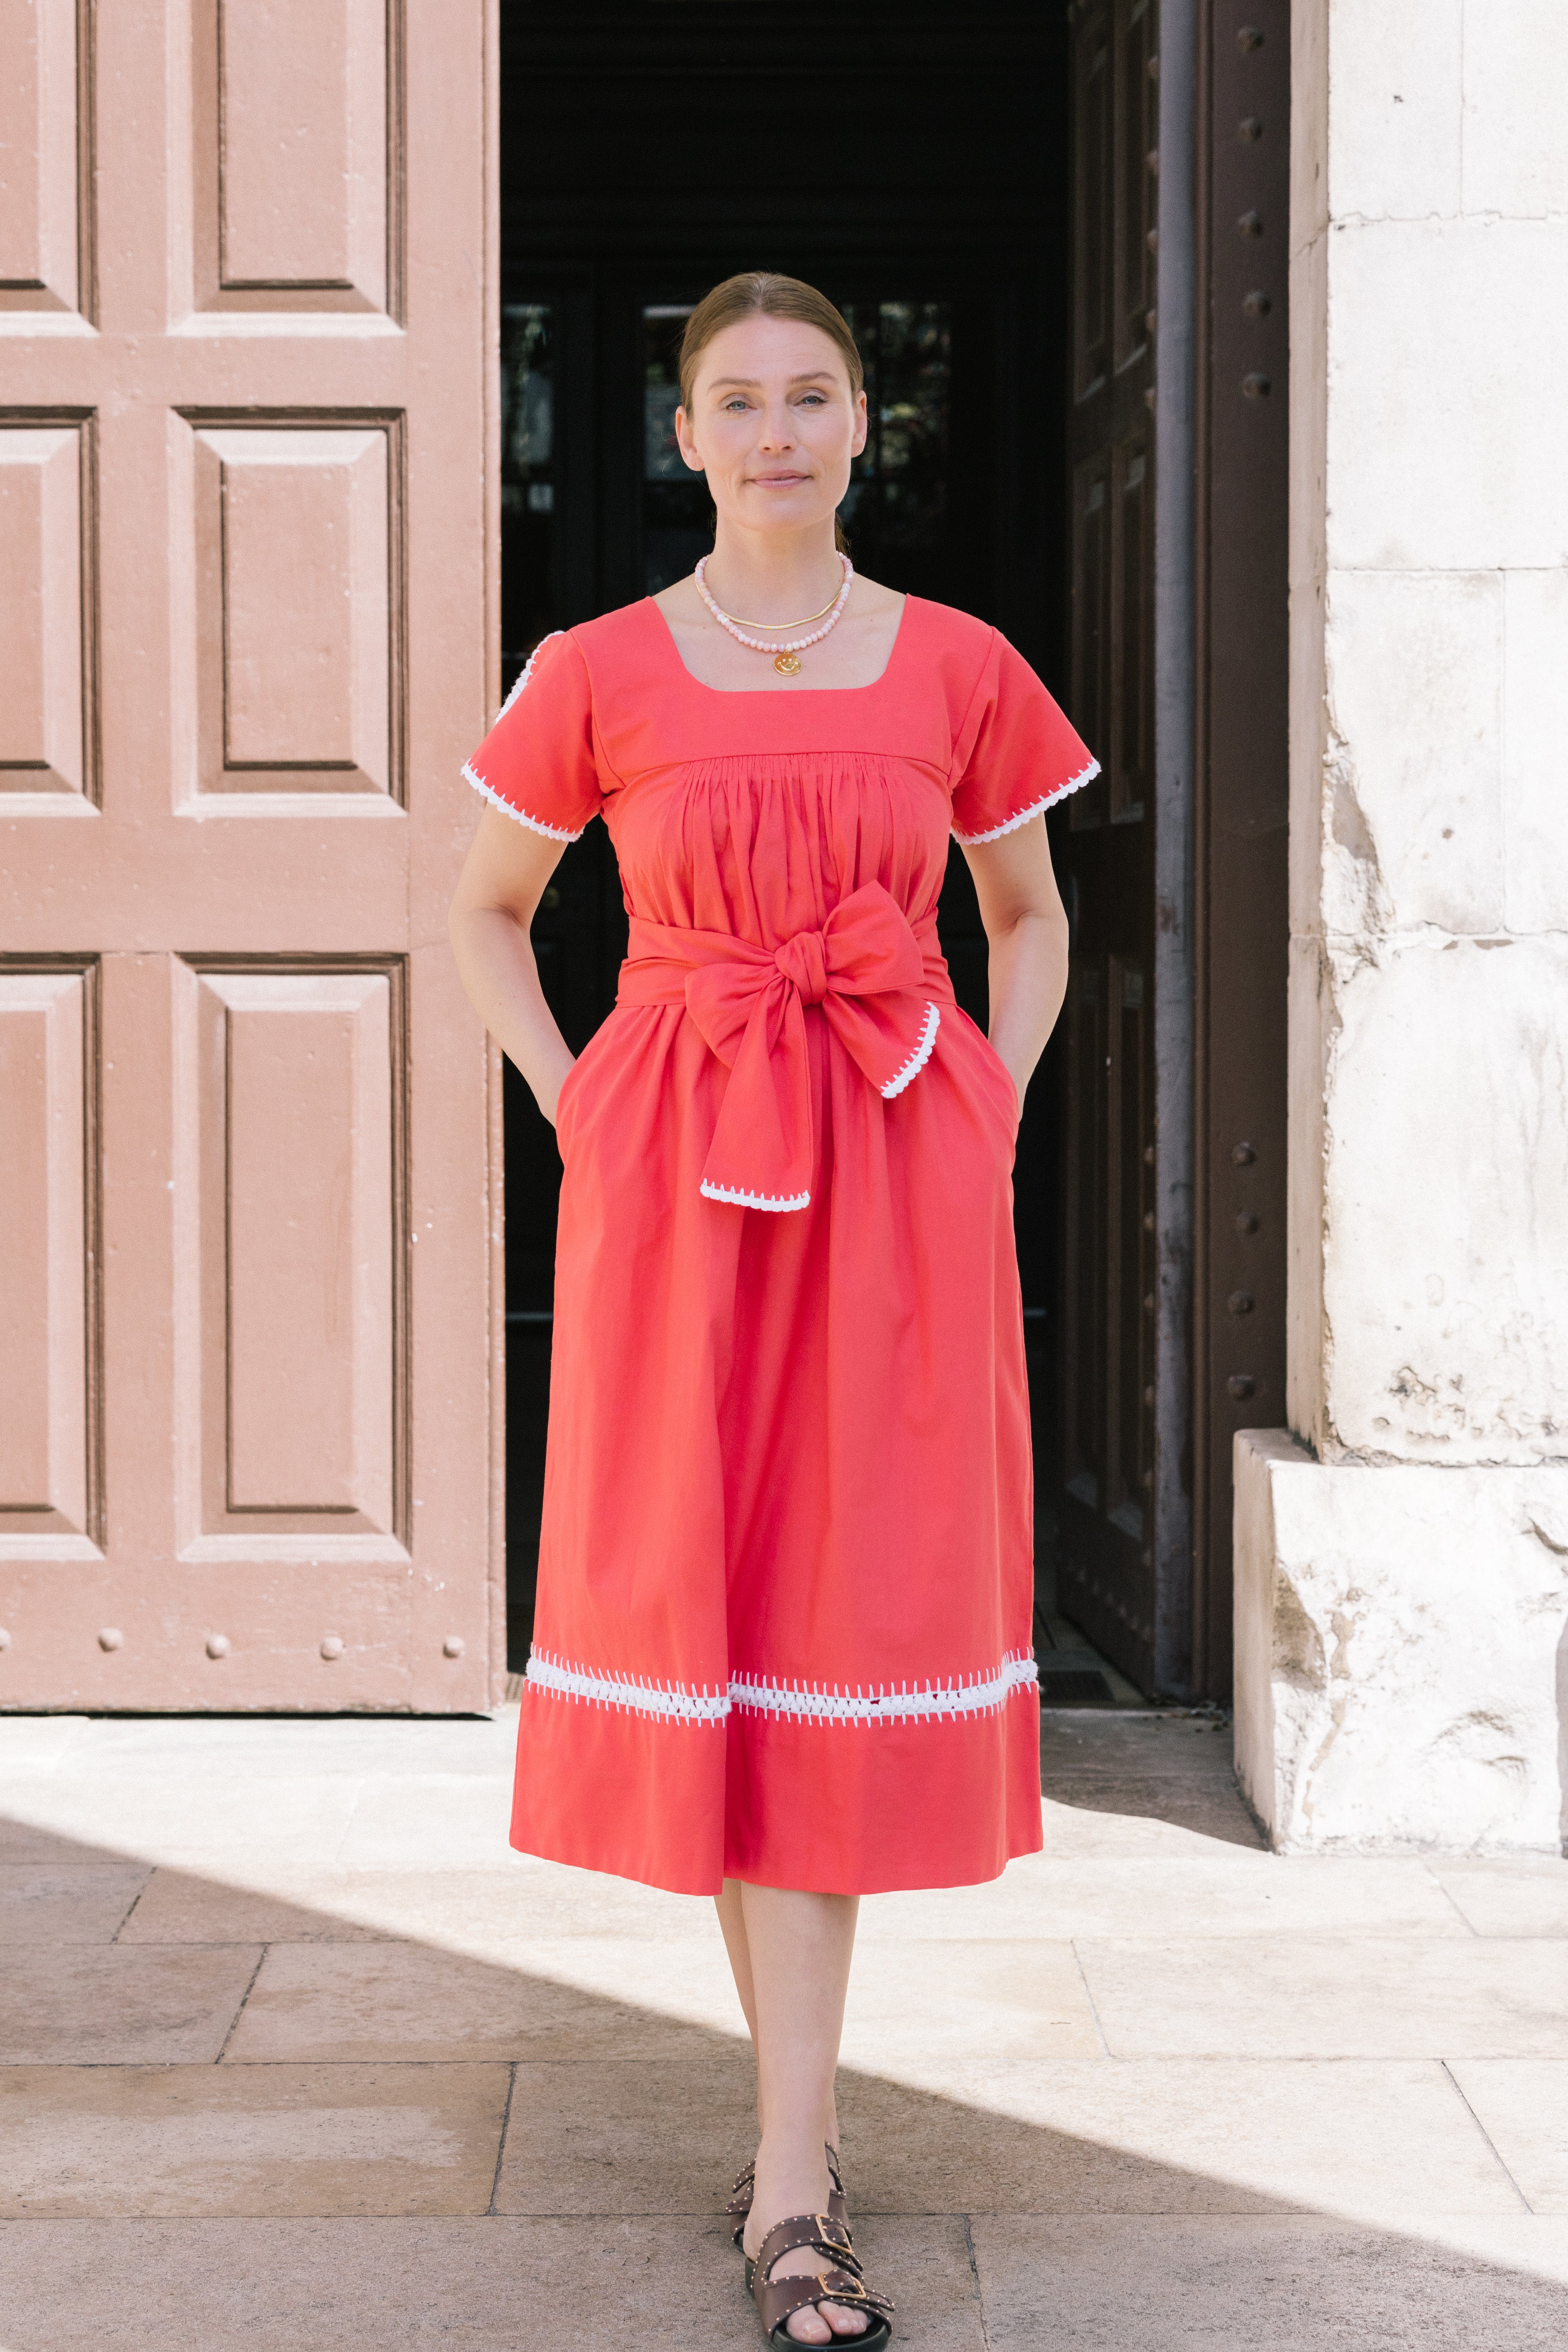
[0,2,502,1709]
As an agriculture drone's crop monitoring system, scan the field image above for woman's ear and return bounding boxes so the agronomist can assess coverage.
[674,405,706,475]
[850,388,869,462]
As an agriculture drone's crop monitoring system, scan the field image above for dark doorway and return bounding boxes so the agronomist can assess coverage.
[497,1,1152,1699]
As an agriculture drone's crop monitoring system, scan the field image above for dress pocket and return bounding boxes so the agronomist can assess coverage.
[553,1020,611,1161]
[976,1031,1021,1133]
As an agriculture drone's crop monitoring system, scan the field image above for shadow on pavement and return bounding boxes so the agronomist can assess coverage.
[0,1797,1564,2349]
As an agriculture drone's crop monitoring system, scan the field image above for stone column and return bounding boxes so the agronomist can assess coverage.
[1233,0,1568,1849]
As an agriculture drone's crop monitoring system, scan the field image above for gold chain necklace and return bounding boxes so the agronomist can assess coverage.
[693,555,854,675]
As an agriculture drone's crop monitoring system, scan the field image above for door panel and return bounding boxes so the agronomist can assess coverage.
[192,0,396,315]
[0,968,94,1544]
[1055,0,1160,1691]
[0,1,497,1709]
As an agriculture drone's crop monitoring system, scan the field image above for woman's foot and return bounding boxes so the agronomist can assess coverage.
[743,2142,868,2342]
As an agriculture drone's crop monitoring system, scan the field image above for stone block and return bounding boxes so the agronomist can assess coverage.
[970,2216,1568,2352]
[1314,934,1568,1459]
[1075,1929,1568,2058]
[1503,566,1568,934]
[222,1940,730,2065]
[1319,568,1503,936]
[0,2061,510,2218]
[1234,1432,1568,1852]
[0,1862,149,1945]
[1448,2060,1568,2213]
[1326,0,1461,221]
[1463,0,1568,218]
[0,1945,261,2065]
[1325,220,1568,572]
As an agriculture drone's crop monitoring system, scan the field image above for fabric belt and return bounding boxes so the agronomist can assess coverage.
[616,880,953,1212]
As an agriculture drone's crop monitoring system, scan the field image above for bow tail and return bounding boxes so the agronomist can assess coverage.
[698,984,815,1211]
[824,987,942,1101]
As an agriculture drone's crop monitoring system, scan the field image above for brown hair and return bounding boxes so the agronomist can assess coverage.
[677,273,863,552]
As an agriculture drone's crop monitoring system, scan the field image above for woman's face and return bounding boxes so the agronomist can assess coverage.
[676,315,868,539]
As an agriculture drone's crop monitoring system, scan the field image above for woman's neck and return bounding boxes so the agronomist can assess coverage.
[701,527,846,626]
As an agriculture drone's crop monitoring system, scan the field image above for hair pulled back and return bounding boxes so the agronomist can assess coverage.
[678,273,863,554]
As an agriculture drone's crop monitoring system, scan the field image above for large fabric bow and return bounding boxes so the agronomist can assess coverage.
[619,882,943,1210]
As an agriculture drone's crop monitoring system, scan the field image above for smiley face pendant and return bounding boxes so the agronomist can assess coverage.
[773,652,803,676]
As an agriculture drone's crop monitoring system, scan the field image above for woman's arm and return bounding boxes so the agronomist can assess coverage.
[448,805,576,1125]
[960,812,1071,1108]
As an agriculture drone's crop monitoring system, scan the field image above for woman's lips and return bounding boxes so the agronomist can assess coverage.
[751,472,810,486]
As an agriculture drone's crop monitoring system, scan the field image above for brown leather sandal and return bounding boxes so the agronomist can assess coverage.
[728,2142,848,2249]
[747,2212,893,2348]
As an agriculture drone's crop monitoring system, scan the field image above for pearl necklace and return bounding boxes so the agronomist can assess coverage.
[694,554,854,675]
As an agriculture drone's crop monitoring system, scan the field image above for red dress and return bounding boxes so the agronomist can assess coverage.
[463,595,1097,1896]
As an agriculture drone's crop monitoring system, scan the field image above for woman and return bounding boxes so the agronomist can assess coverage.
[450,273,1094,2347]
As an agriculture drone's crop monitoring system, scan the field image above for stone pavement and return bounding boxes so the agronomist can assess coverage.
[2,1707,1567,2348]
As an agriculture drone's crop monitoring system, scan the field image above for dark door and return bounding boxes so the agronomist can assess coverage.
[1052,0,1162,1690]
[495,3,1080,1671]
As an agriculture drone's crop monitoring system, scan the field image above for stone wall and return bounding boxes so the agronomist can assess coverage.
[1234,0,1568,1849]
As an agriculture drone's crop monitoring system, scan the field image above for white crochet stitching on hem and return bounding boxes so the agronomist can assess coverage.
[524,1647,1039,1727]
[461,762,583,841]
[951,758,1101,846]
[699,1180,811,1212]
[526,1649,730,1725]
[881,1002,940,1099]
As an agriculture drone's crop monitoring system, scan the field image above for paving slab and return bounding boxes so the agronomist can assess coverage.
[0,2061,510,2217]
[859,1853,1467,1941]
[494,2054,761,2214]
[117,1869,392,1945]
[0,1817,135,1866]
[969,2214,1568,2350]
[113,1860,706,1950]
[840,1938,1102,2067]
[0,1945,261,2065]
[336,1775,520,1871]
[0,2214,982,2350]
[0,1860,151,1945]
[1035,1799,1261,1859]
[1449,2061,1568,2213]
[1075,1935,1568,2057]
[5,1775,366,1873]
[0,1717,91,1775]
[32,1713,518,1778]
[223,1940,739,2065]
[1432,1857,1568,1938]
[832,2056,1520,2221]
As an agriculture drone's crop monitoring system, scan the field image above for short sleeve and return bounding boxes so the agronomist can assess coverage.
[948,632,1098,844]
[461,631,604,842]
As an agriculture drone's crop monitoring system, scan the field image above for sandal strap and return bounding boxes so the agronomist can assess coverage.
[753,2225,895,2341]
[754,2212,857,2275]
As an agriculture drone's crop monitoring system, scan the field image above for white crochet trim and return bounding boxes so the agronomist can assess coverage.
[699,1179,811,1212]
[526,1648,729,1725]
[731,1653,1038,1724]
[461,760,584,841]
[524,1646,1038,1728]
[951,758,1102,845]
[881,1002,940,1099]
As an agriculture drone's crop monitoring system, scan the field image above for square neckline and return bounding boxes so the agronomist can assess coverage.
[646,590,913,696]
